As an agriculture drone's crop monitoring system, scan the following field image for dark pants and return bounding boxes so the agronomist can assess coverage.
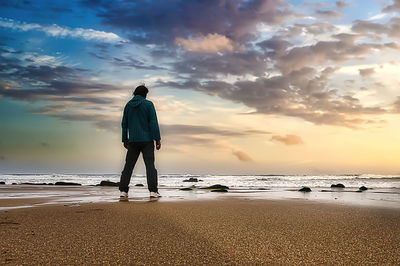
[119,141,158,193]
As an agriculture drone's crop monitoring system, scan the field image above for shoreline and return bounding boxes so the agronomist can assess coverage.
[1,198,399,264]
[1,185,400,211]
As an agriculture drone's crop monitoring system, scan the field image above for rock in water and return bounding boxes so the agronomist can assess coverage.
[180,187,193,191]
[183,177,198,182]
[358,186,368,191]
[298,186,312,192]
[55,182,81,186]
[202,184,229,190]
[331,183,345,188]
[135,184,144,187]
[0,181,5,185]
[99,180,119,187]
[211,189,228,192]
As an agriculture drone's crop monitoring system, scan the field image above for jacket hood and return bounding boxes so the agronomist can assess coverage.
[128,95,146,108]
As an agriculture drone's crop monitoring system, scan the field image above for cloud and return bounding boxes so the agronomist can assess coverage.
[28,105,66,114]
[158,65,387,128]
[382,0,400,13]
[271,134,303,145]
[82,0,295,45]
[391,96,400,112]
[315,10,343,19]
[0,17,126,43]
[232,150,252,162]
[171,50,268,78]
[110,56,166,70]
[336,1,350,11]
[278,22,340,40]
[161,124,271,137]
[352,18,400,39]
[0,50,122,104]
[274,34,395,74]
[175,33,241,53]
[3,0,400,134]
[0,1,73,14]
[359,68,375,78]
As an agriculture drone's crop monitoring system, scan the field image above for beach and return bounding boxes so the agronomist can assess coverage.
[1,196,399,265]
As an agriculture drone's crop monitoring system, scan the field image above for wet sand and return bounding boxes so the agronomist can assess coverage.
[1,199,399,265]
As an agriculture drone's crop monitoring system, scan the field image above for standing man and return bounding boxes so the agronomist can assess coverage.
[119,85,161,199]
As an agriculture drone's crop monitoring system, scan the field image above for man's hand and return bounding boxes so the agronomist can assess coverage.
[156,140,161,150]
[123,142,129,149]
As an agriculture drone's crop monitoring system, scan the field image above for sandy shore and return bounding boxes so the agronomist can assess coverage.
[1,199,399,265]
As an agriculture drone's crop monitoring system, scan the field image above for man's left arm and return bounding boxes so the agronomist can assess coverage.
[122,105,129,149]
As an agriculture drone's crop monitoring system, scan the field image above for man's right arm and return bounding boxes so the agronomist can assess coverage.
[148,102,161,142]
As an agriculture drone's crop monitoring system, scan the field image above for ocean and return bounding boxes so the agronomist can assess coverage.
[1,174,399,210]
[1,173,399,189]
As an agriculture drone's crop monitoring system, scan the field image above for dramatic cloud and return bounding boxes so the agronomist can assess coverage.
[271,134,303,145]
[158,65,387,128]
[0,51,122,104]
[2,0,400,136]
[82,0,295,45]
[0,17,126,43]
[175,33,241,53]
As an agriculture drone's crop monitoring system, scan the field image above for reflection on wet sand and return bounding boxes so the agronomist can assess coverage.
[0,185,399,210]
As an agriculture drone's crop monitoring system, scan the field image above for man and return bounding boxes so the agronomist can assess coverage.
[119,85,161,200]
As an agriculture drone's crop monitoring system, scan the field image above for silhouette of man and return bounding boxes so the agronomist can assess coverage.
[119,85,161,199]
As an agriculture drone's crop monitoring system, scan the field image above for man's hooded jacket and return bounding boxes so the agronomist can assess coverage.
[121,95,161,142]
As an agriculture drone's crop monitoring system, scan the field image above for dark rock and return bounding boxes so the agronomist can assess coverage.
[211,189,228,192]
[180,187,193,191]
[98,180,119,187]
[358,186,368,191]
[298,186,312,192]
[331,183,345,188]
[12,183,17,185]
[55,182,81,186]
[0,181,5,185]
[183,177,198,182]
[201,184,229,190]
[135,184,144,187]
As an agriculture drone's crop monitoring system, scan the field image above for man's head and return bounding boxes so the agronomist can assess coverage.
[133,85,149,98]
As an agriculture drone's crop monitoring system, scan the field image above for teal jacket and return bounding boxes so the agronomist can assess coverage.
[121,95,161,142]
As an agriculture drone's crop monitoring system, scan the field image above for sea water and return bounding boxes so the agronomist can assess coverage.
[0,173,399,189]
[1,174,399,210]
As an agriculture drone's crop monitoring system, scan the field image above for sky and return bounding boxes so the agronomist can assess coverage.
[0,0,400,175]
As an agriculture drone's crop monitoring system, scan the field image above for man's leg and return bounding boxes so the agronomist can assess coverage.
[119,142,140,193]
[142,141,158,192]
